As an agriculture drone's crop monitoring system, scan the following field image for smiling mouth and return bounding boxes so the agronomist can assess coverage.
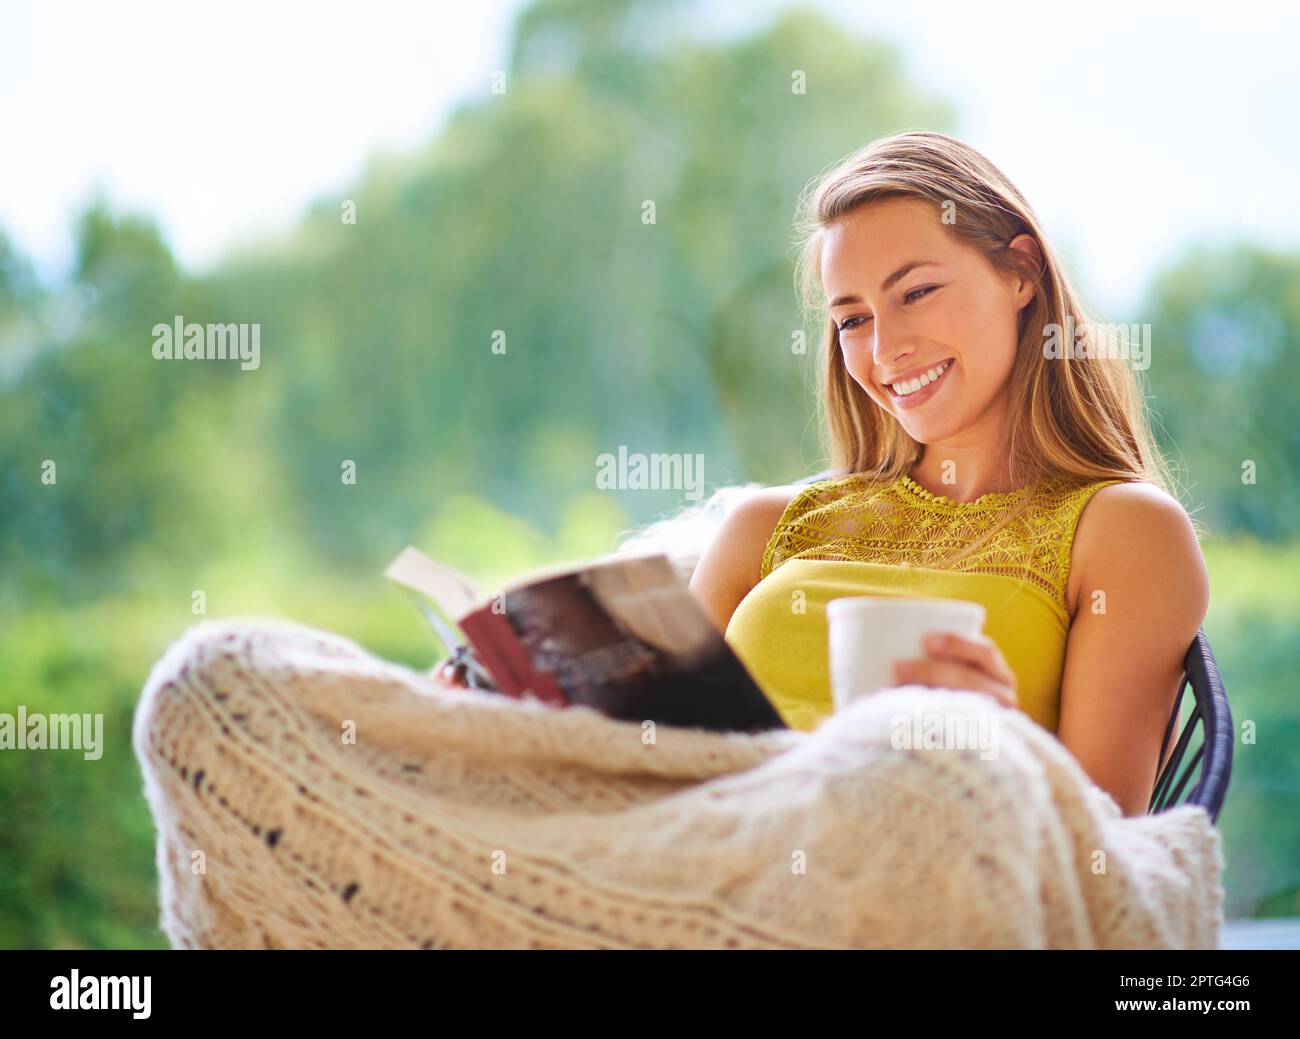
[886,358,953,404]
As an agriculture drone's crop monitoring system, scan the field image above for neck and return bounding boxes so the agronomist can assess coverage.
[907,406,1021,503]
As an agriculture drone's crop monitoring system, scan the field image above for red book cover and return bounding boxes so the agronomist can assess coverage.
[385,547,786,733]
[458,605,568,707]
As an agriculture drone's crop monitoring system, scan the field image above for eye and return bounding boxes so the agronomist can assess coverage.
[838,285,939,332]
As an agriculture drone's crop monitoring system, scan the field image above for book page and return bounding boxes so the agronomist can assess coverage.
[581,554,716,663]
[383,546,484,620]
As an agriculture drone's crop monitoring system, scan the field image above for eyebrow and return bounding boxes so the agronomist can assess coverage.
[828,260,942,308]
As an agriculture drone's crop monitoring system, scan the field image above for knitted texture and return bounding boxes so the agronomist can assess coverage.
[761,473,1127,611]
[133,618,1224,949]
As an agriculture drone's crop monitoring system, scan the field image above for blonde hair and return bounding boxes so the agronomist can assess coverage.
[617,131,1185,573]
[790,128,1180,491]
[793,130,1175,499]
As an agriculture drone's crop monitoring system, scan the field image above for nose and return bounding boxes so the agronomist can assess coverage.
[871,318,917,375]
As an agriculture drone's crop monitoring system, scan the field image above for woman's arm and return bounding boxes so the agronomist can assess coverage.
[1057,483,1210,816]
[688,485,799,635]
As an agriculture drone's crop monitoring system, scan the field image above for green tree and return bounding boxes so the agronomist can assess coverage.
[1142,242,1300,539]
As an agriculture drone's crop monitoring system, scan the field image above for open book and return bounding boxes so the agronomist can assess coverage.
[384,546,787,733]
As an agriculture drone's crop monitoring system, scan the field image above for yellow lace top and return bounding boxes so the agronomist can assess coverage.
[723,471,1127,733]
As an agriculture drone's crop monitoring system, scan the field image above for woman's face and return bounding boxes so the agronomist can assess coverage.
[820,196,1037,446]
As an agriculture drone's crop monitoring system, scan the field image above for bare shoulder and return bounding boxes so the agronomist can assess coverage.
[1076,481,1198,545]
[703,482,804,581]
[688,483,803,633]
[729,482,805,534]
[1068,481,1209,620]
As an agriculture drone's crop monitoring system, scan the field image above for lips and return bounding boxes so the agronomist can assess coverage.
[884,358,954,408]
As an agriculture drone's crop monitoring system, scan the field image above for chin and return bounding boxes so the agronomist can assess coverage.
[898,422,948,444]
[900,428,931,444]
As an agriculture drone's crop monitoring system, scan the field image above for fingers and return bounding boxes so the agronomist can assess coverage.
[922,631,1016,686]
[432,660,467,688]
[892,657,992,695]
[891,658,1017,709]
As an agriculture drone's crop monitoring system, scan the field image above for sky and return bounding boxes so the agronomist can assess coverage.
[2,0,1297,315]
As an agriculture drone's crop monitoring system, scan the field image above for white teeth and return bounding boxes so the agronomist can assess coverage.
[890,360,950,397]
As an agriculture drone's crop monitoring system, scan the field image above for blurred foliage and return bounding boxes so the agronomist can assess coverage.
[0,0,1297,946]
[1141,242,1300,538]
[1200,540,1300,920]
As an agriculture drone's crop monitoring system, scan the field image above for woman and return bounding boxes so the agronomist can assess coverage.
[689,131,1208,817]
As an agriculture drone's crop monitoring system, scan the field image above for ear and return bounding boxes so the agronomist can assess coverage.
[1005,233,1043,310]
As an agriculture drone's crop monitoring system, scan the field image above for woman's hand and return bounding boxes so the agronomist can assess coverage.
[890,632,1018,710]
[432,659,469,688]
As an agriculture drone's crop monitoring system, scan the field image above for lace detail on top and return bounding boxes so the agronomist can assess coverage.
[760,472,1129,614]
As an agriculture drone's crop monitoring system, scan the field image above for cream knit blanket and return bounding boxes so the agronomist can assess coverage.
[133,618,1225,949]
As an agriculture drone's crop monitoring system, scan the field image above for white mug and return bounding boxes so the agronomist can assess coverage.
[827,596,986,710]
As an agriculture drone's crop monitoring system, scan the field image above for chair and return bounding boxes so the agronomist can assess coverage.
[1153,629,1233,823]
[792,468,1234,823]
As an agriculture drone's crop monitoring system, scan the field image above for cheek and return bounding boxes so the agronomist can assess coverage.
[840,341,874,386]
[947,297,1019,387]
